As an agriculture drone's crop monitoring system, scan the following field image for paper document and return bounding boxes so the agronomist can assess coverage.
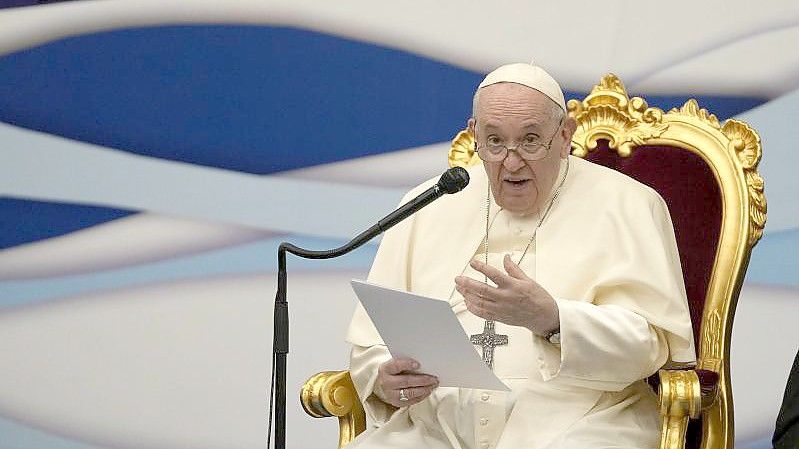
[351,279,509,391]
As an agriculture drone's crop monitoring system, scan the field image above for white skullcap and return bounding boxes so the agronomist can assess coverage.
[477,63,566,112]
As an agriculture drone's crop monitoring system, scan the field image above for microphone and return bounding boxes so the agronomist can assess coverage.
[375,166,470,233]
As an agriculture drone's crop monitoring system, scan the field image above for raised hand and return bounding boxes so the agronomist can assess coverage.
[455,254,559,336]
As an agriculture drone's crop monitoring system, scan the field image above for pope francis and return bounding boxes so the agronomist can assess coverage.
[345,63,696,449]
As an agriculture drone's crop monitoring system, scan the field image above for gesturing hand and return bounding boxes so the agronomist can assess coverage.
[454,254,559,336]
[375,357,439,408]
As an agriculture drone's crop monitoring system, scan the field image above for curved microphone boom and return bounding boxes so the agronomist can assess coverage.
[355,165,470,251]
[281,166,469,259]
[269,166,469,449]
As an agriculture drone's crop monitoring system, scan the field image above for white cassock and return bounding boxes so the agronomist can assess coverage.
[345,156,696,449]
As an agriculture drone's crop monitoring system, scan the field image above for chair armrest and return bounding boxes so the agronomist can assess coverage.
[658,369,719,449]
[301,370,366,449]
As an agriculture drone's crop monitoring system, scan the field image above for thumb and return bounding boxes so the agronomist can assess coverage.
[503,254,529,280]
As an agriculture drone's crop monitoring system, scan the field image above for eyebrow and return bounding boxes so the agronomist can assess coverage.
[481,121,544,132]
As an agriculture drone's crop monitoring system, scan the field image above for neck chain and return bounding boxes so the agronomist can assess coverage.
[482,156,570,277]
[472,157,570,369]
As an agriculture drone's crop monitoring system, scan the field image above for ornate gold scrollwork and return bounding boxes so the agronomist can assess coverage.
[448,129,479,168]
[722,120,767,245]
[568,74,669,158]
[301,370,366,449]
[700,310,722,372]
[659,369,702,449]
[670,99,721,128]
[566,76,767,247]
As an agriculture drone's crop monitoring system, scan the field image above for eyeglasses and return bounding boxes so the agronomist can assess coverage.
[475,117,563,162]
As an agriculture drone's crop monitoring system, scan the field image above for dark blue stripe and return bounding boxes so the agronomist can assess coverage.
[0,0,82,10]
[0,25,483,175]
[636,94,764,120]
[562,92,764,120]
[0,198,133,249]
[0,25,765,178]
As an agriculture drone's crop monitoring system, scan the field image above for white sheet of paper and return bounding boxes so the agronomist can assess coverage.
[351,279,509,391]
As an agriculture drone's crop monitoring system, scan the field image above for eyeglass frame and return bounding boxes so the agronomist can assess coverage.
[473,116,564,162]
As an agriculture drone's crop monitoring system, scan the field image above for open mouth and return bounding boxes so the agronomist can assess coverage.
[504,179,531,188]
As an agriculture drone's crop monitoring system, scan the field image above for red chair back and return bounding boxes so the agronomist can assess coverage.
[585,140,722,344]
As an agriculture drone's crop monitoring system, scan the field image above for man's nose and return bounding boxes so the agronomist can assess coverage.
[503,149,526,171]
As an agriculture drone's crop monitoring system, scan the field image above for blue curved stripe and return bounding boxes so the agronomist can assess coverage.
[0,25,483,174]
[0,198,132,250]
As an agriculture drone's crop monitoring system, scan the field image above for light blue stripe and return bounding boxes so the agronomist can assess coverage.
[2,225,795,311]
[0,416,109,449]
[0,122,406,240]
[745,227,799,287]
[0,236,377,309]
[735,437,772,449]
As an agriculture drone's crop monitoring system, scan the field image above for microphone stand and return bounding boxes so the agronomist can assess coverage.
[270,182,453,449]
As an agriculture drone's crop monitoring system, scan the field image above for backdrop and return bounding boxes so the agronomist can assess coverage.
[0,1,797,449]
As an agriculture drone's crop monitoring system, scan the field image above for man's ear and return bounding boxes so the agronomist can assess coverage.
[560,116,577,158]
[467,117,476,137]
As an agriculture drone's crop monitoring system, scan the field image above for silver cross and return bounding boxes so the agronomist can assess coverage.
[470,320,508,370]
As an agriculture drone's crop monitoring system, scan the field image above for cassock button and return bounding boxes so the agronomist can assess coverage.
[480,418,489,426]
[481,442,490,449]
[481,393,490,402]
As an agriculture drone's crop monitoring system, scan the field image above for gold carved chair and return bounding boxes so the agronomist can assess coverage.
[300,74,766,449]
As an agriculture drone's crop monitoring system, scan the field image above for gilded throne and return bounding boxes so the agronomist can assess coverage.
[300,74,767,449]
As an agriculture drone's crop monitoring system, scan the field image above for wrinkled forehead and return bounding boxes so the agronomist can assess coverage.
[474,82,560,127]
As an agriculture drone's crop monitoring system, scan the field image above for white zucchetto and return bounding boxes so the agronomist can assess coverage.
[478,63,566,112]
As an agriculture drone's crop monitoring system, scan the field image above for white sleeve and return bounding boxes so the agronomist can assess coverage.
[534,299,670,391]
[350,344,396,425]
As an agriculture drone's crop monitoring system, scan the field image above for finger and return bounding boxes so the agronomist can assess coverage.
[398,385,437,406]
[383,373,438,391]
[469,259,513,287]
[455,275,488,292]
[503,254,530,280]
[455,277,504,302]
[464,294,495,321]
[381,357,420,375]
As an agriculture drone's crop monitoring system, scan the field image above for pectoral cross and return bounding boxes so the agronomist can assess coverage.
[470,320,508,370]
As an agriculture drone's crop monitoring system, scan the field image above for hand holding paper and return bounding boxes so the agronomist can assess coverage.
[350,279,509,391]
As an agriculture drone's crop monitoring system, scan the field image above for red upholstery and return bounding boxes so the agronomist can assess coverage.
[584,140,722,344]
[585,140,723,449]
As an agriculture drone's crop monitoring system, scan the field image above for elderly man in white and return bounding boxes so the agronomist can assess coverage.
[345,63,696,449]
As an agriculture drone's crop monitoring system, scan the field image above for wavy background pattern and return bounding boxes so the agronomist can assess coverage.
[0,2,797,448]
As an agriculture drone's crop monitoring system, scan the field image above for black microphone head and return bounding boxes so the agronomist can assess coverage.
[438,166,470,194]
